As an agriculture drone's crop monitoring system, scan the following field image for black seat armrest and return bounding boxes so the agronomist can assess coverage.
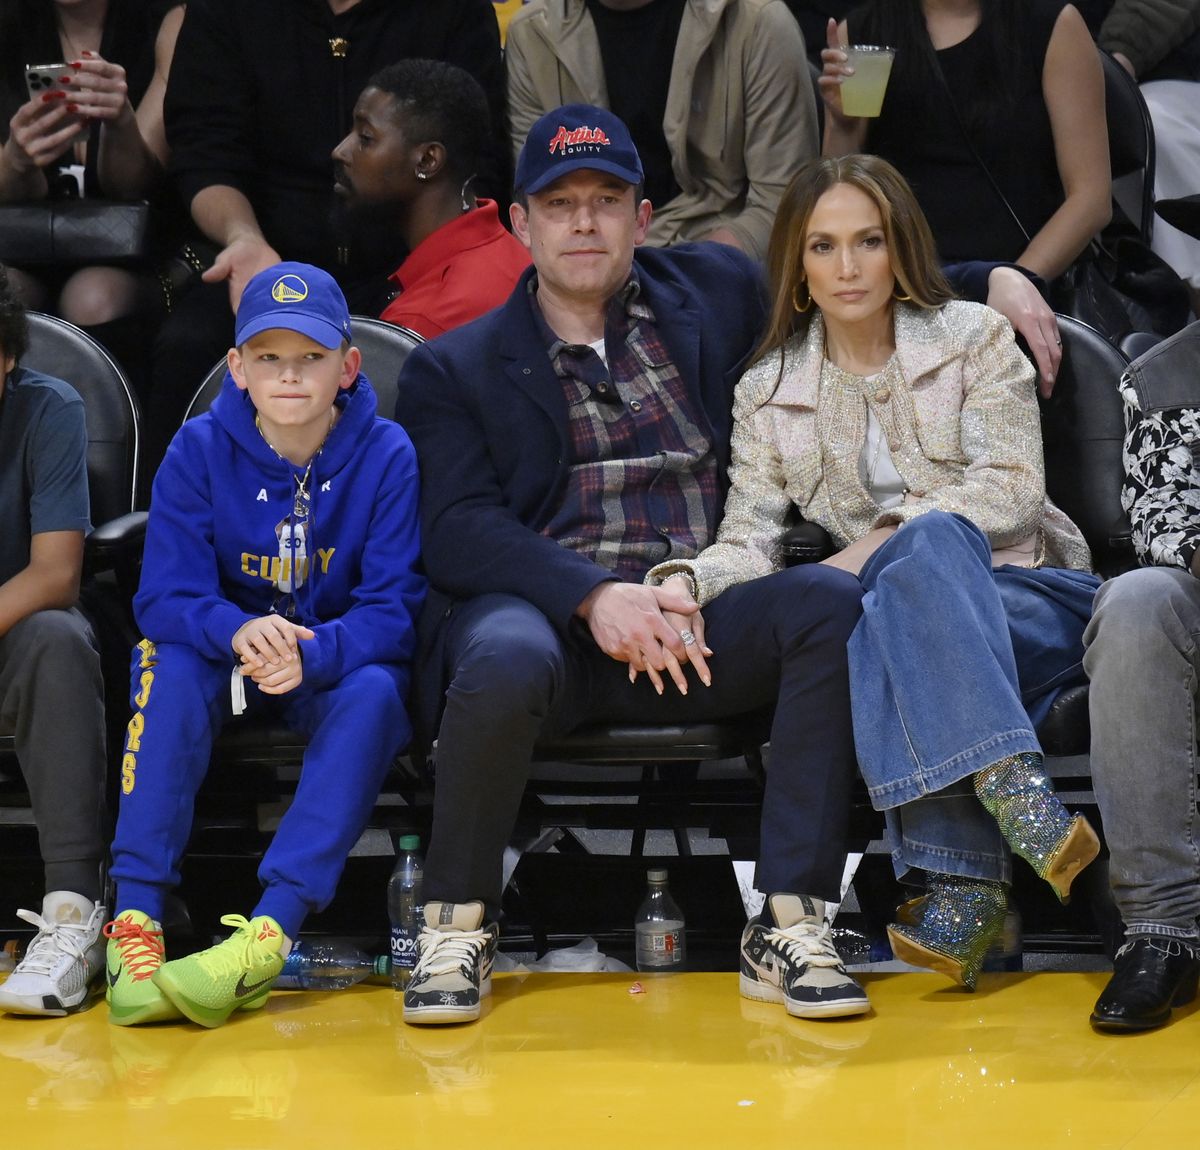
[85,512,148,593]
[87,511,147,561]
[779,520,834,566]
[1106,513,1133,555]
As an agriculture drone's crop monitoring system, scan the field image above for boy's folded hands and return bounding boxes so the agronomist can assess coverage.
[232,615,315,695]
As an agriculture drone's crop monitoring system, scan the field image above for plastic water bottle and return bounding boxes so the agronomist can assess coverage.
[634,868,686,972]
[388,834,425,989]
[275,940,390,990]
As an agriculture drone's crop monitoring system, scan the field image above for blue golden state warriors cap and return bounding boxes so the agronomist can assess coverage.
[515,104,643,195]
[235,262,352,350]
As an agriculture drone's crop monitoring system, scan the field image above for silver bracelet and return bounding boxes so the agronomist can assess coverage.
[662,570,698,600]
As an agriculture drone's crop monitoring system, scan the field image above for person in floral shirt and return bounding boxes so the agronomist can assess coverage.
[1084,316,1200,1033]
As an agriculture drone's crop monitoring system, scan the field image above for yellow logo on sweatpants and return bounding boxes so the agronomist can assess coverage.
[122,640,158,794]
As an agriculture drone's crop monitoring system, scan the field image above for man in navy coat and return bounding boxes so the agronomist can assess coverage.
[394,105,868,1025]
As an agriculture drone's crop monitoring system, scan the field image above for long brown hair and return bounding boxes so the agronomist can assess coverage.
[754,154,955,368]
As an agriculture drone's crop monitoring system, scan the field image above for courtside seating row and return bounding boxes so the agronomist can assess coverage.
[0,311,1136,956]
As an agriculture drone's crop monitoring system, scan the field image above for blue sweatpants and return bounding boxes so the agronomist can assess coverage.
[110,640,409,938]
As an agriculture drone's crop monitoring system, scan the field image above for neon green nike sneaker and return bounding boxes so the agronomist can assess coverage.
[152,914,286,1028]
[103,910,183,1026]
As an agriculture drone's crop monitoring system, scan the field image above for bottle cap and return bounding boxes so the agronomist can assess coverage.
[397,834,421,850]
[647,868,668,883]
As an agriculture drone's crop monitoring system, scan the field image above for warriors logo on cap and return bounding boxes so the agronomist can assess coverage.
[271,274,309,304]
[235,261,352,350]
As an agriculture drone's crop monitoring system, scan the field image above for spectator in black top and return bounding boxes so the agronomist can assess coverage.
[0,0,184,378]
[142,0,507,488]
[820,0,1111,390]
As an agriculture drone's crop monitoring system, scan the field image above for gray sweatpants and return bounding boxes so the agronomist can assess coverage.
[0,609,106,901]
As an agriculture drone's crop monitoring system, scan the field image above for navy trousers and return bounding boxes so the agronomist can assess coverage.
[425,564,864,917]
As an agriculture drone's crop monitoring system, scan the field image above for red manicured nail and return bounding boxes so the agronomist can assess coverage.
[66,103,78,112]
[41,91,65,101]
[58,75,71,84]
[70,61,82,69]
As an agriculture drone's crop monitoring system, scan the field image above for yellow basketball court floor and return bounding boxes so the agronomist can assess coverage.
[1,969,1196,1148]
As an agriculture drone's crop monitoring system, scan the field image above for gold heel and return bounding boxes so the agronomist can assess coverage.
[1044,815,1101,902]
[885,875,1007,991]
[975,753,1099,902]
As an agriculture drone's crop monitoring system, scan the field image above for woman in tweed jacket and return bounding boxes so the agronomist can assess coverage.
[650,155,1101,990]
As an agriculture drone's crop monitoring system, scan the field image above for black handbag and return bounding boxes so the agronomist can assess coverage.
[1048,225,1192,342]
[0,199,152,265]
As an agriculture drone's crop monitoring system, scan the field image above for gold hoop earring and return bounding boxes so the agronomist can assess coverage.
[893,284,912,301]
[792,282,812,313]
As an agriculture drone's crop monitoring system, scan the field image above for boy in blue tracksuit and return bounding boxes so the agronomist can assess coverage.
[105,262,424,1028]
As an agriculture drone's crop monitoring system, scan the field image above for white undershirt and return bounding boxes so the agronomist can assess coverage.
[857,375,906,510]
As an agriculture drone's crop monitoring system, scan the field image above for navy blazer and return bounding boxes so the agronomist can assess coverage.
[394,241,768,741]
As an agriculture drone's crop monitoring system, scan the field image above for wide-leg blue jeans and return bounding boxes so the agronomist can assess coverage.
[850,512,1099,882]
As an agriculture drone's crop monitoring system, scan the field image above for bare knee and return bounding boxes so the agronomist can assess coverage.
[58,267,140,326]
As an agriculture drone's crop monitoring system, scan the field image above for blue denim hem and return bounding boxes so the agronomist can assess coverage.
[866,727,1041,809]
[1125,922,1200,943]
[890,838,1012,885]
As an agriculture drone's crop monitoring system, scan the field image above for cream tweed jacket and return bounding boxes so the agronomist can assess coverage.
[650,300,1092,606]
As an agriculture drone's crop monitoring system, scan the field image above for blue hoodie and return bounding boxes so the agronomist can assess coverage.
[135,371,425,692]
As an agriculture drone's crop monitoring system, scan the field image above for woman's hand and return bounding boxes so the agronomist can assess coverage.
[818,18,854,121]
[4,96,81,173]
[63,53,136,129]
[818,18,870,156]
[986,267,1061,396]
[655,579,712,690]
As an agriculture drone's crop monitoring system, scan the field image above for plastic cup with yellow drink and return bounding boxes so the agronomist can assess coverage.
[839,46,895,118]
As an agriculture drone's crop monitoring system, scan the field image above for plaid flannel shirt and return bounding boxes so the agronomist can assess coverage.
[532,273,718,581]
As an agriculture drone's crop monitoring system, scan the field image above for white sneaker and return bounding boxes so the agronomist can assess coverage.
[0,891,106,1016]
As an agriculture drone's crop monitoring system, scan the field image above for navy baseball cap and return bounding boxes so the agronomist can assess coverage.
[235,262,353,349]
[515,104,644,196]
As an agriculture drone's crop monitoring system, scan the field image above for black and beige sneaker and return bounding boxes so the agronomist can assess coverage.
[740,894,870,1019]
[402,901,498,1026]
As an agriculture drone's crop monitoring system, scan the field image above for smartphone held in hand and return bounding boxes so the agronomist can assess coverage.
[24,62,88,144]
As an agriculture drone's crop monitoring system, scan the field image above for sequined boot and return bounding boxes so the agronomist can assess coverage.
[974,752,1100,902]
[886,875,1008,991]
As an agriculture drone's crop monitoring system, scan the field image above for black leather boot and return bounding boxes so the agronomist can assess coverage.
[1091,936,1200,1032]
